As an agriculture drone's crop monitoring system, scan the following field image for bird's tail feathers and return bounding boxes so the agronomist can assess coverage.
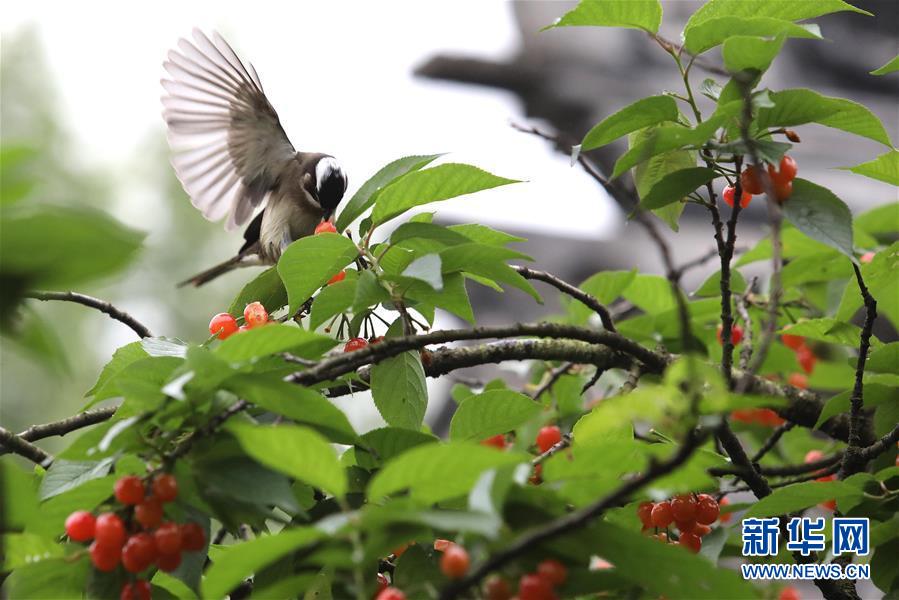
[178,255,247,287]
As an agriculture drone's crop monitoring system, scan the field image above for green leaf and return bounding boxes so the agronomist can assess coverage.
[0,206,144,289]
[402,254,443,291]
[446,224,526,246]
[390,222,472,247]
[405,272,475,324]
[547,0,663,34]
[744,481,864,518]
[201,528,323,600]
[85,341,147,399]
[367,441,527,504]
[685,17,821,54]
[782,179,854,258]
[224,374,358,444]
[38,458,114,500]
[449,390,541,441]
[357,427,438,468]
[35,475,118,538]
[613,106,737,179]
[568,269,636,325]
[582,96,679,151]
[590,521,759,599]
[335,154,442,231]
[4,557,90,600]
[370,351,428,430]
[639,167,717,210]
[693,269,747,297]
[722,34,785,74]
[309,272,358,330]
[2,532,65,570]
[868,342,899,375]
[778,318,871,347]
[836,241,899,330]
[685,0,870,33]
[228,423,347,498]
[440,243,540,302]
[371,163,518,226]
[228,267,288,316]
[352,269,392,314]
[215,324,336,362]
[871,54,899,75]
[277,233,359,313]
[840,150,899,186]
[756,89,893,147]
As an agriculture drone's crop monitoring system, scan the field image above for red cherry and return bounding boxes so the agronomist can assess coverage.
[518,573,555,600]
[650,501,674,528]
[120,580,152,600]
[209,313,238,340]
[152,473,178,503]
[694,523,712,537]
[758,409,785,427]
[536,425,563,453]
[670,495,698,523]
[369,335,385,344]
[787,372,808,389]
[740,165,765,195]
[243,301,269,327]
[156,550,182,572]
[820,499,837,511]
[679,532,702,553]
[440,543,470,579]
[695,494,720,525]
[481,434,506,450]
[723,185,752,209]
[180,522,206,552]
[778,586,801,600]
[327,270,346,285]
[343,337,368,352]
[392,543,410,558]
[95,513,126,548]
[536,558,567,585]
[314,220,338,235]
[781,332,804,350]
[90,540,121,572]
[375,587,406,600]
[796,345,817,374]
[716,323,743,346]
[115,476,146,505]
[134,498,163,530]
[860,252,875,264]
[637,502,655,527]
[122,533,157,573]
[719,497,732,523]
[154,522,183,555]
[768,155,798,184]
[730,409,754,424]
[675,520,695,533]
[484,574,512,600]
[65,510,96,542]
[773,179,793,203]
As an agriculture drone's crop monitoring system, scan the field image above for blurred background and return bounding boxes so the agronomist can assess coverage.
[2,1,897,449]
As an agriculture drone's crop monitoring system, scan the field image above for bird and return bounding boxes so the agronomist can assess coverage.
[161,29,348,286]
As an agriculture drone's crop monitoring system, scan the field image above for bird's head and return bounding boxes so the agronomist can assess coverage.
[315,156,348,221]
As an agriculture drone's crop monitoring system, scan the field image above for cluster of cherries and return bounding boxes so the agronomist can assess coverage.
[723,154,799,207]
[781,331,818,381]
[64,474,205,600]
[637,493,725,554]
[208,301,270,340]
[480,425,563,486]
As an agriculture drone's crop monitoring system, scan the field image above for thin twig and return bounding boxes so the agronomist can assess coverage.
[750,422,796,464]
[531,362,575,400]
[531,433,572,466]
[25,291,153,338]
[513,266,616,332]
[840,264,878,478]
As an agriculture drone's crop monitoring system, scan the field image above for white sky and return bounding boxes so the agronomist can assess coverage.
[2,1,619,239]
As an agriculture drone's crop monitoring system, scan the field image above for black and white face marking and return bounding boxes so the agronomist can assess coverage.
[315,157,348,219]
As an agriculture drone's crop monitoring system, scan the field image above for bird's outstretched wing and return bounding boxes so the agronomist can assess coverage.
[162,29,296,230]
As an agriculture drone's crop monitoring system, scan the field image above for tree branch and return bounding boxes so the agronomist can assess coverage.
[438,428,708,599]
[0,426,53,466]
[513,266,616,332]
[25,291,153,339]
[839,263,878,478]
